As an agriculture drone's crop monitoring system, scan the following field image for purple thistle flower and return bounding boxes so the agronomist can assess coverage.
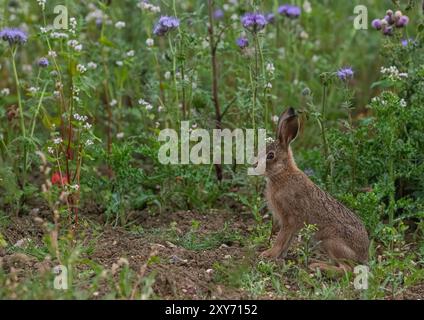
[214,9,224,20]
[371,19,383,30]
[153,16,180,36]
[396,15,409,28]
[337,67,354,81]
[0,27,28,45]
[38,57,49,67]
[278,4,301,18]
[236,37,249,49]
[241,13,267,33]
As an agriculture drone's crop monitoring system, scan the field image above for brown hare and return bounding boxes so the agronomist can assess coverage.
[261,107,369,271]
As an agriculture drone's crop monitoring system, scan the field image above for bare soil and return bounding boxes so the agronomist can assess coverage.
[1,210,423,300]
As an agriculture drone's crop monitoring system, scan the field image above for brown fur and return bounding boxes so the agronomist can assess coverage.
[261,108,369,270]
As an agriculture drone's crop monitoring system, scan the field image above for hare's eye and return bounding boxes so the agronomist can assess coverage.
[267,152,275,160]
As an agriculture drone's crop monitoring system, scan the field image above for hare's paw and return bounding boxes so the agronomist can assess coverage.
[260,248,280,259]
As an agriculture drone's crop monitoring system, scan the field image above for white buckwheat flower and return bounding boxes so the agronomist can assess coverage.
[146,38,154,47]
[303,1,312,14]
[1,88,10,96]
[115,21,126,29]
[48,50,57,58]
[266,62,275,75]
[87,62,98,69]
[76,64,87,73]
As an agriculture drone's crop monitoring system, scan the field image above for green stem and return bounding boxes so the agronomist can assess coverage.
[11,48,28,184]
[321,83,330,188]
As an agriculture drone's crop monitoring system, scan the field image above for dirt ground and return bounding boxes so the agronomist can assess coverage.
[1,210,423,300]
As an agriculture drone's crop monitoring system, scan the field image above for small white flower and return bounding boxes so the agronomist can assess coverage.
[400,99,407,108]
[266,62,275,75]
[110,99,118,107]
[116,132,125,139]
[265,82,273,89]
[300,31,309,39]
[116,60,123,67]
[155,121,160,128]
[53,90,60,98]
[47,146,54,154]
[164,71,171,80]
[67,40,82,51]
[146,38,154,47]
[70,184,80,191]
[40,27,48,33]
[85,139,94,146]
[272,115,279,123]
[76,64,87,73]
[126,50,135,57]
[87,62,98,69]
[138,1,161,13]
[1,88,10,96]
[303,0,312,14]
[28,86,39,94]
[115,21,126,29]
[48,50,57,58]
[83,122,92,130]
[53,137,63,144]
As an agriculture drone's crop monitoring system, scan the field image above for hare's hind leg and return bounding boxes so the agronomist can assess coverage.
[319,238,357,271]
[308,261,351,273]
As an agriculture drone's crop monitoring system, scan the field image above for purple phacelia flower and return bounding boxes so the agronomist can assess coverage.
[383,26,394,36]
[371,19,383,30]
[153,16,180,36]
[337,67,354,81]
[278,5,291,15]
[241,13,267,33]
[278,4,301,18]
[384,15,395,25]
[214,9,224,20]
[265,13,275,24]
[236,37,249,49]
[38,57,49,67]
[0,27,28,45]
[396,15,409,28]
[401,38,415,47]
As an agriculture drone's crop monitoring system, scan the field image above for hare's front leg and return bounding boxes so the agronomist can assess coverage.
[261,223,297,259]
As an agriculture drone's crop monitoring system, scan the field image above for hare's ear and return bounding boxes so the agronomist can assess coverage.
[276,107,299,149]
